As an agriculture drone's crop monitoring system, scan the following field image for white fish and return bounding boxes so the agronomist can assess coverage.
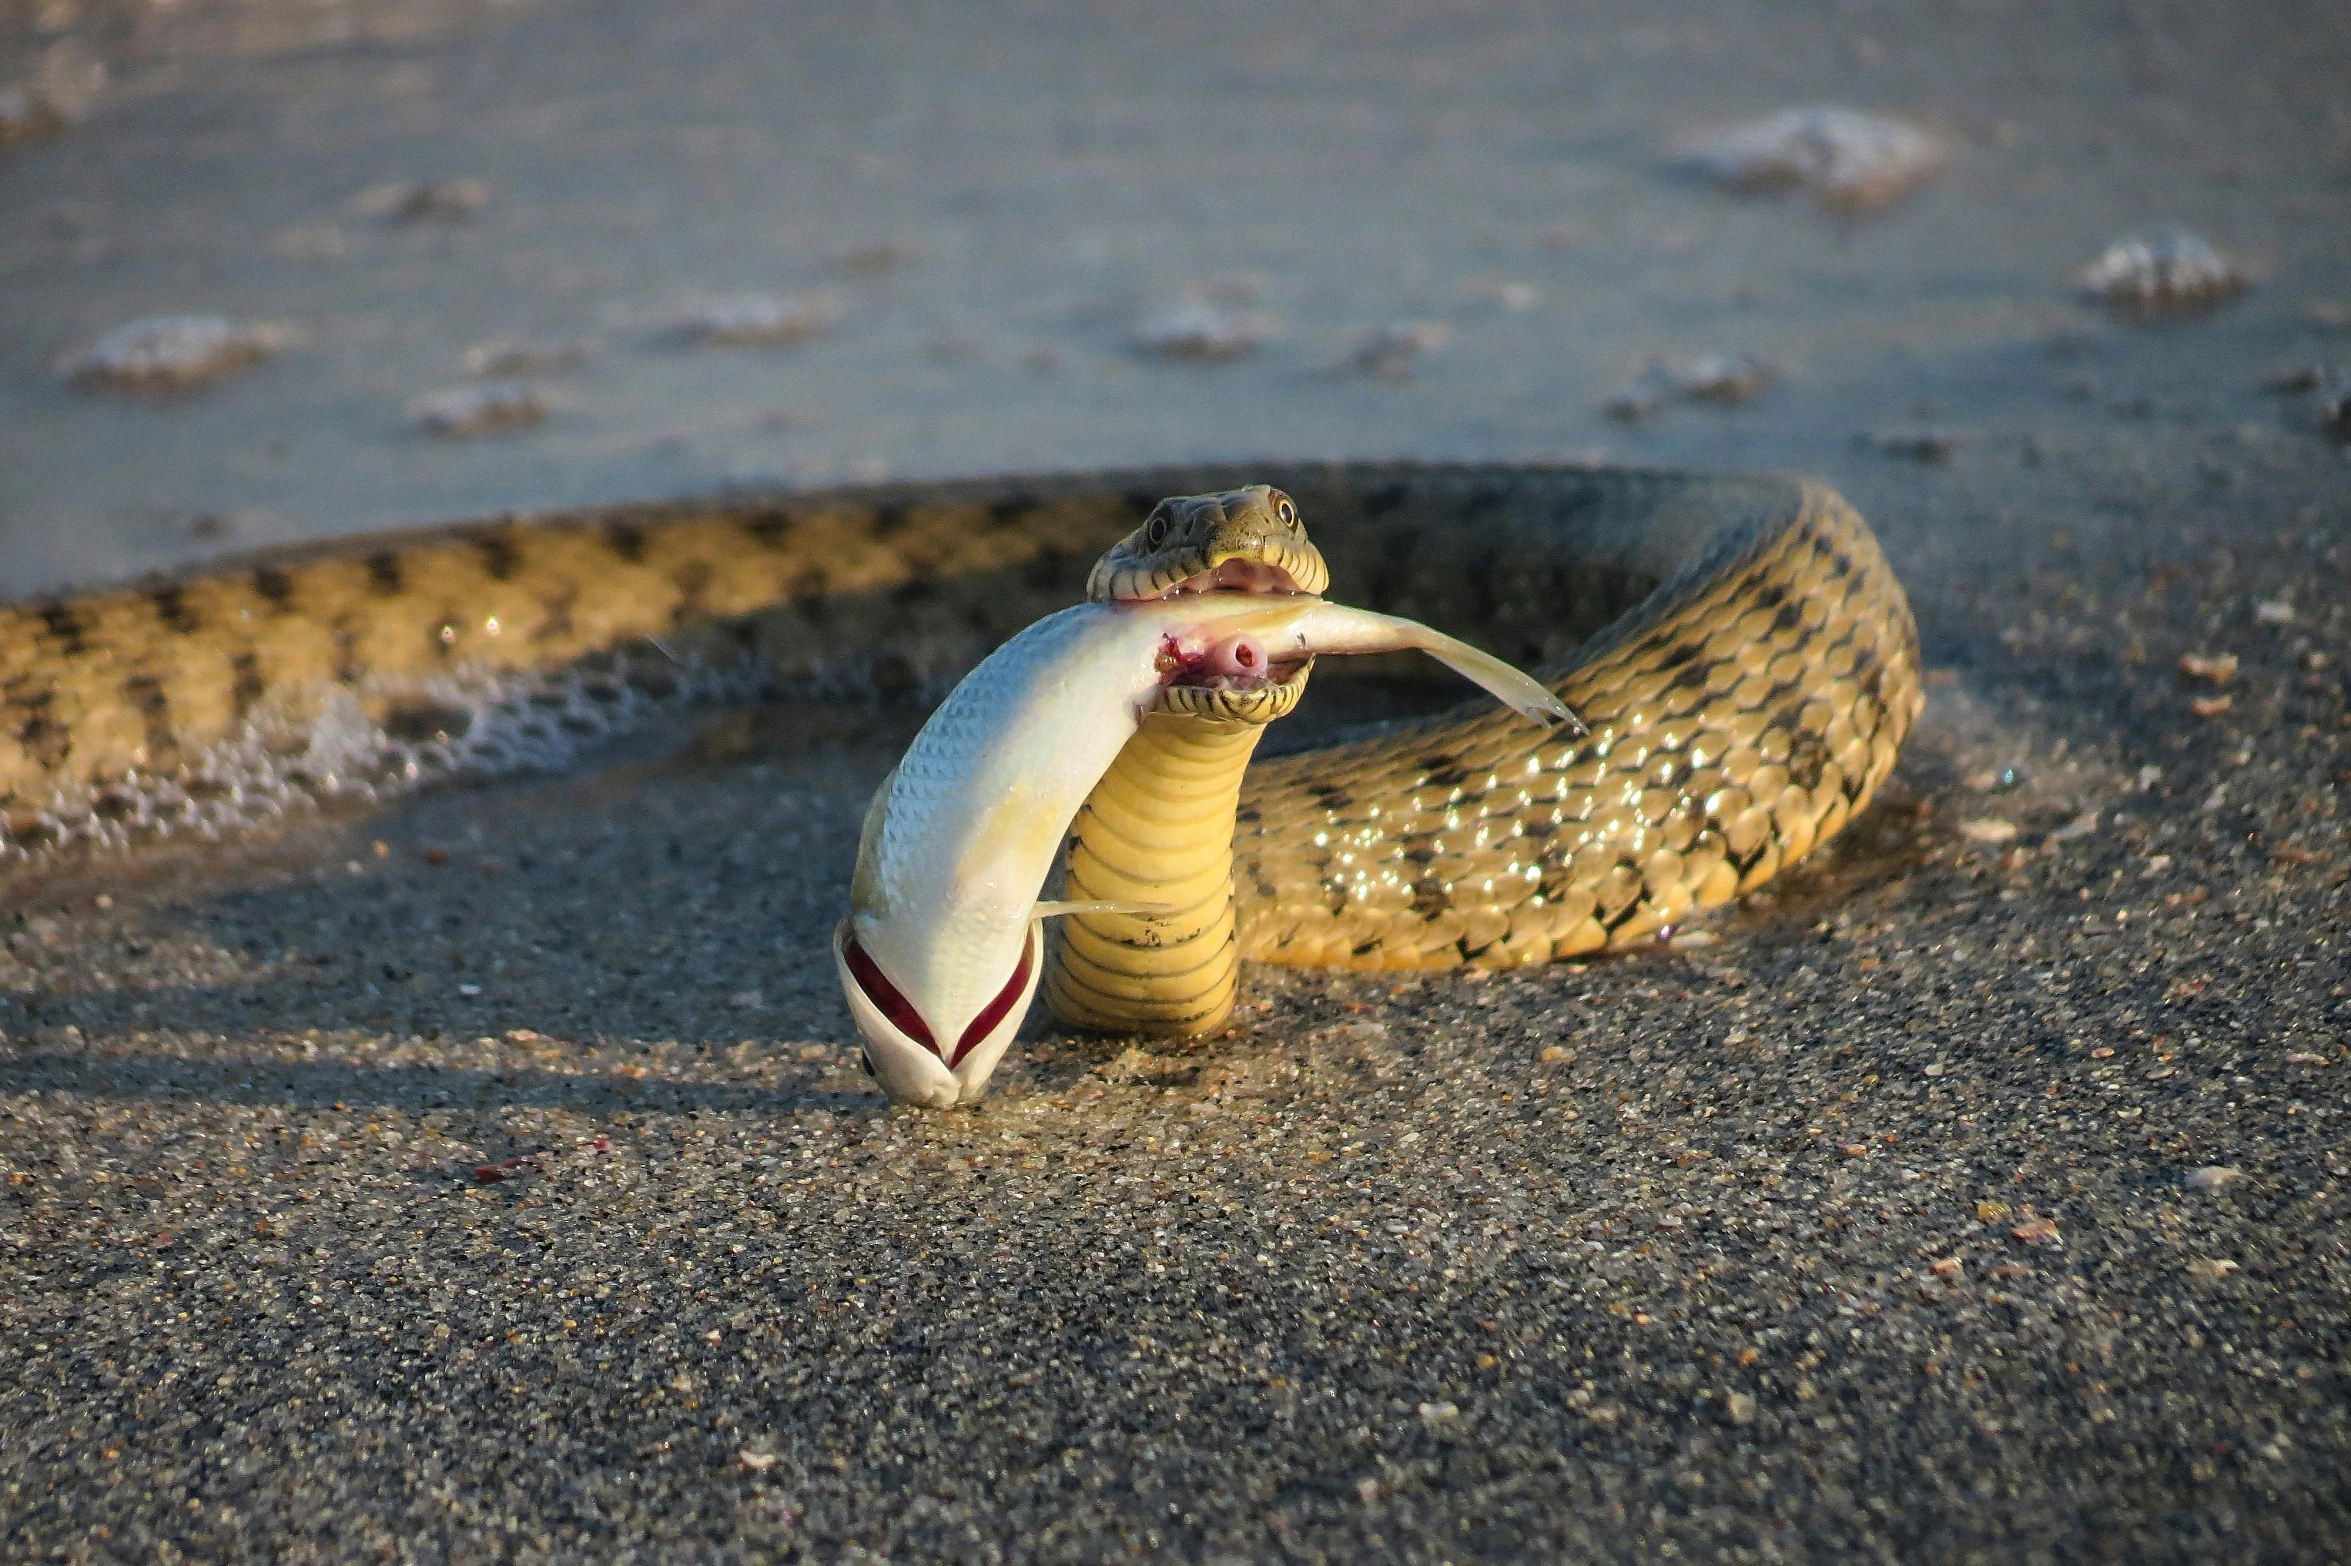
[834,594,1571,1107]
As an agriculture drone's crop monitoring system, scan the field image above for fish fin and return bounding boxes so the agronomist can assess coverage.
[1033,898,1181,920]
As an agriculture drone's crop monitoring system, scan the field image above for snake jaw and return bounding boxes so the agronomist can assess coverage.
[1138,554,1308,600]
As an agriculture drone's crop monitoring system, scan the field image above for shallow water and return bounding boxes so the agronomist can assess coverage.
[4,0,2345,598]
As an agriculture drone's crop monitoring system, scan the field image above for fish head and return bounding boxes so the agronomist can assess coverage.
[842,755,1068,1105]
[834,915,1042,1108]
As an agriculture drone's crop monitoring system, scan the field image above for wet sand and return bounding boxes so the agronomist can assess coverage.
[4,0,2350,1559]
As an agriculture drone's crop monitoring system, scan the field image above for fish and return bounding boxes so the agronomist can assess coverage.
[833,593,1572,1106]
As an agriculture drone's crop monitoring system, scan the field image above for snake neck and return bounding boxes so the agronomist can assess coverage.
[1043,702,1283,1038]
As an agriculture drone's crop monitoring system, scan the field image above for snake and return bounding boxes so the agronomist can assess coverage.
[834,489,1573,1103]
[0,463,1922,1071]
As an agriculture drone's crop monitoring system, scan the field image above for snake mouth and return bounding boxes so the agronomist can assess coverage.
[1124,548,1319,721]
[1129,555,1309,600]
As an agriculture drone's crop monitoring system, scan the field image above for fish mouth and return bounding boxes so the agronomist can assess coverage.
[833,918,1043,1107]
[1152,634,1314,723]
[1130,556,1308,600]
[1158,651,1313,694]
[1127,553,1317,720]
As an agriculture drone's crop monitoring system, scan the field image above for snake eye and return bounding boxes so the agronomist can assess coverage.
[1275,495,1296,526]
[1144,513,1170,549]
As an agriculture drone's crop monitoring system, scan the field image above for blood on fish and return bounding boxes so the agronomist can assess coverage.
[842,934,936,1052]
[952,928,1036,1067]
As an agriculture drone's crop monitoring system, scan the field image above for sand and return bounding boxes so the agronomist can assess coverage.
[2,0,2348,1558]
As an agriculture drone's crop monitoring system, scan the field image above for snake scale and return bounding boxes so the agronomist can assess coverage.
[0,464,1921,1031]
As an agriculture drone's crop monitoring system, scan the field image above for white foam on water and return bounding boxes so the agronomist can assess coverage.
[1,628,1001,865]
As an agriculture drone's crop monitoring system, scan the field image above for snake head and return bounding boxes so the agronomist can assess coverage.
[1098,485,1330,723]
[1086,485,1332,604]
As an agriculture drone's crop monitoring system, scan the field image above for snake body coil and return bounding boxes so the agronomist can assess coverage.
[2,465,1920,1036]
[1238,469,1919,972]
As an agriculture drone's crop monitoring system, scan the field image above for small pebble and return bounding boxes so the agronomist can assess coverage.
[2258,363,2336,395]
[2046,811,2098,843]
[2187,1257,2240,1280]
[1679,106,1942,211]
[1604,354,1773,419]
[356,177,492,222]
[413,381,546,437]
[1665,354,1772,403]
[738,1449,778,1474]
[63,315,292,393]
[2077,229,2249,318]
[1134,295,1273,361]
[2184,1166,2242,1192]
[1958,817,2019,844]
[0,42,104,153]
[1345,323,1449,380]
[2178,651,2238,683]
[2189,693,2233,718]
[679,294,840,348]
[0,86,68,151]
[2252,599,2295,626]
[1723,1392,1757,1425]
[463,339,595,376]
[1416,1400,1460,1425]
[2315,371,2351,439]
[1868,429,1958,464]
